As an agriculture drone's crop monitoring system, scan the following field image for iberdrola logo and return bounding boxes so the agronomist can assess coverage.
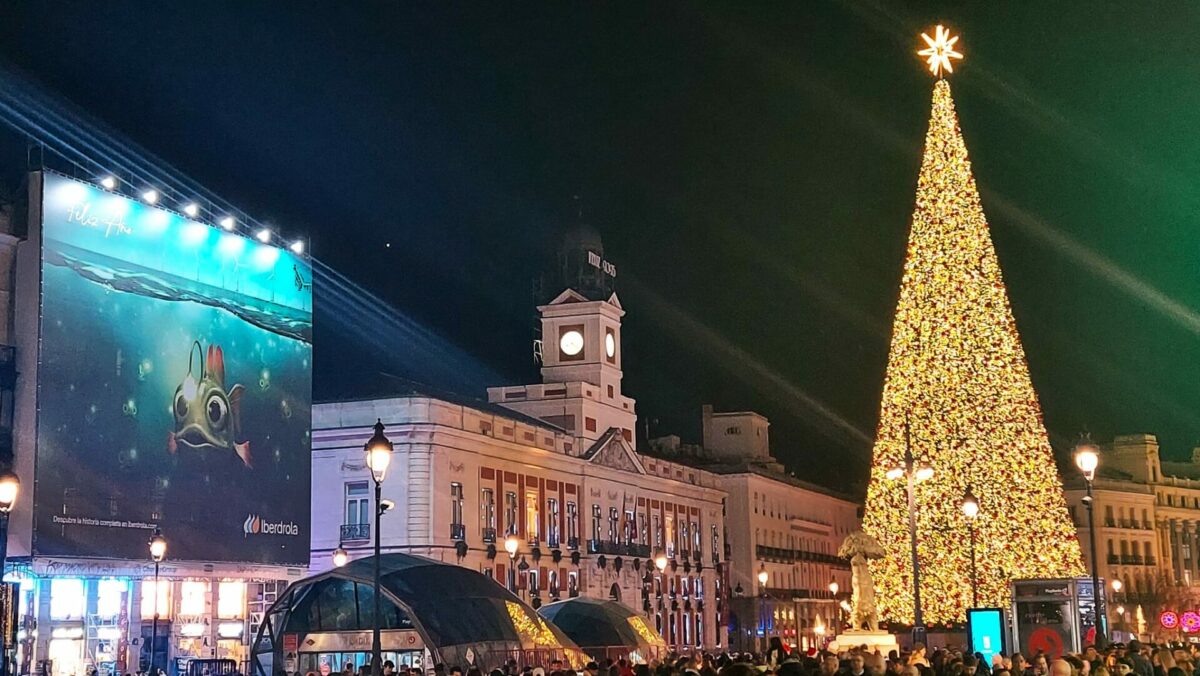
[243,513,299,537]
[243,514,262,536]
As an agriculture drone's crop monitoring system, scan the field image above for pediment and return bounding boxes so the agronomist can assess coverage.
[582,428,645,474]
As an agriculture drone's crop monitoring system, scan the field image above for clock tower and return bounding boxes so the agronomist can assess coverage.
[487,223,636,450]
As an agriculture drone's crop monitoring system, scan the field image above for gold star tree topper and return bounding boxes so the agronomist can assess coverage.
[918,25,963,77]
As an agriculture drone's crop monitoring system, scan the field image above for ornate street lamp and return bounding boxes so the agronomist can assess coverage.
[757,565,769,651]
[1074,435,1106,647]
[364,420,393,676]
[332,545,349,568]
[148,529,167,676]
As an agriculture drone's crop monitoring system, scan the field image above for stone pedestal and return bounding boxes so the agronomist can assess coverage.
[829,630,900,655]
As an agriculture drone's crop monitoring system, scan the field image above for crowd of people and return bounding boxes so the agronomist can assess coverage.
[466,638,1200,676]
[313,637,1200,676]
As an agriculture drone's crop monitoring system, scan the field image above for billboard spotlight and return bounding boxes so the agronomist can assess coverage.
[141,189,159,204]
[219,216,235,231]
[289,240,304,255]
[255,228,271,243]
[183,203,199,217]
[99,176,117,190]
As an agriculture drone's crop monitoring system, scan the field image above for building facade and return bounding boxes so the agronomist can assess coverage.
[311,290,730,652]
[649,407,860,652]
[1062,434,1200,640]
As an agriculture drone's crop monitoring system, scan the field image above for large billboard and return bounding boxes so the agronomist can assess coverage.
[31,172,312,564]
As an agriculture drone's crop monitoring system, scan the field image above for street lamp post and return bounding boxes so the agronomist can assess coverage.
[961,487,980,608]
[1111,579,1123,638]
[828,581,840,637]
[505,534,521,592]
[757,564,769,653]
[0,471,18,676]
[1074,437,1105,648]
[886,422,933,645]
[364,420,394,676]
[148,529,167,676]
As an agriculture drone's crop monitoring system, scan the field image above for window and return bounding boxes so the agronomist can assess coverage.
[695,614,703,648]
[666,513,676,557]
[639,513,648,545]
[568,571,579,596]
[654,515,662,548]
[141,580,170,620]
[548,498,560,546]
[345,482,370,525]
[180,580,207,616]
[529,569,539,593]
[218,581,245,619]
[693,520,702,553]
[683,611,691,645]
[526,489,540,542]
[505,491,518,535]
[625,510,635,544]
[481,488,496,537]
[451,482,465,530]
[726,426,741,435]
[51,579,85,620]
[567,502,579,543]
[608,508,619,542]
[712,525,720,560]
[591,504,602,542]
[696,578,705,598]
[680,521,689,553]
[97,579,126,619]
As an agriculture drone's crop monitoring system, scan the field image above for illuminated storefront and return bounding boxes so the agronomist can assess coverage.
[9,568,298,676]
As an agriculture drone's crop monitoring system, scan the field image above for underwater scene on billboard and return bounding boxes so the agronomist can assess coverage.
[34,173,312,564]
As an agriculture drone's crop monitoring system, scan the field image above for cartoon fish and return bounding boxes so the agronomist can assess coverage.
[167,341,251,468]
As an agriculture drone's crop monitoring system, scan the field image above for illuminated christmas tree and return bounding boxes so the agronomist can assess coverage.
[861,27,1084,626]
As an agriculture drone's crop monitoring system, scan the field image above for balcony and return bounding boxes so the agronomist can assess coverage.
[450,523,466,541]
[341,523,370,542]
[482,527,497,544]
[585,540,652,557]
[567,536,580,551]
[755,545,849,569]
[1107,554,1120,564]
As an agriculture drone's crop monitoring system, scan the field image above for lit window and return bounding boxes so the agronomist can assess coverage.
[180,580,207,617]
[141,580,171,619]
[50,579,85,620]
[525,489,540,543]
[96,579,127,619]
[218,581,245,619]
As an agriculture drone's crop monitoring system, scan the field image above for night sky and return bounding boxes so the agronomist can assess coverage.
[1,2,1198,492]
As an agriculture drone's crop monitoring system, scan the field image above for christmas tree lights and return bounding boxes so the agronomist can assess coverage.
[861,36,1084,625]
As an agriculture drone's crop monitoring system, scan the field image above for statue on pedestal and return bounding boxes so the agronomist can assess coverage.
[838,530,885,632]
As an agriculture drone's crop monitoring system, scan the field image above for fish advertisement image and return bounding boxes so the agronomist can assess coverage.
[34,173,312,564]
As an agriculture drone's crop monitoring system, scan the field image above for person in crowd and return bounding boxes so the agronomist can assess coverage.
[841,654,867,676]
[910,646,931,669]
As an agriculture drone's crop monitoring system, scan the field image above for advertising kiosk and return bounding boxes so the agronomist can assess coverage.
[1010,578,1104,659]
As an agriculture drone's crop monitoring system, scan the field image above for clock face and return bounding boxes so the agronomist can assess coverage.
[605,332,616,358]
[560,330,584,356]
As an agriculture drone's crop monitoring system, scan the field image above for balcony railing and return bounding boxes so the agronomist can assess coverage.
[450,523,466,541]
[341,523,370,542]
[756,545,848,568]
[585,540,653,557]
[482,527,497,543]
[567,536,580,550]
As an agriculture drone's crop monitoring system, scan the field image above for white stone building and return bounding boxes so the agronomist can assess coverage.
[650,407,861,652]
[311,289,730,652]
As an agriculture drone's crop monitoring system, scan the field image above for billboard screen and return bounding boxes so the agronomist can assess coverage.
[33,173,312,564]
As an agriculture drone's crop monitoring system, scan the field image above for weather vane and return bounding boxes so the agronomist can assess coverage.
[917,24,962,78]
